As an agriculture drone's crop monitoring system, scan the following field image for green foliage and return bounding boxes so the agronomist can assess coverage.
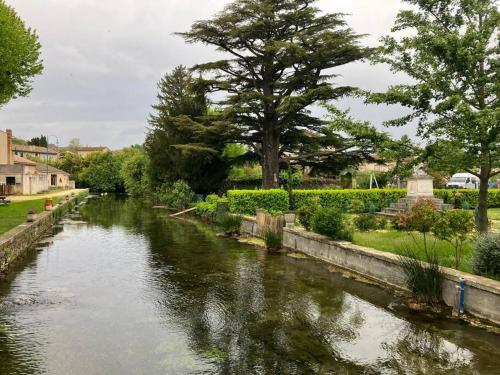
[219,214,242,236]
[155,180,195,210]
[354,214,386,232]
[120,149,151,197]
[146,65,235,194]
[27,135,47,147]
[264,230,283,251]
[227,190,289,215]
[433,210,475,269]
[195,195,228,219]
[349,199,365,214]
[400,199,439,234]
[0,0,43,106]
[78,152,123,193]
[370,0,499,232]
[435,189,500,208]
[179,0,371,187]
[293,189,406,212]
[297,197,321,231]
[472,233,500,278]
[399,248,443,304]
[312,207,353,241]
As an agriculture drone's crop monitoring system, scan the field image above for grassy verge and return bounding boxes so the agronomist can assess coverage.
[489,208,500,221]
[0,197,60,235]
[352,230,474,273]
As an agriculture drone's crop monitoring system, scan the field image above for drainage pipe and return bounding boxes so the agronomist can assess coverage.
[459,277,465,314]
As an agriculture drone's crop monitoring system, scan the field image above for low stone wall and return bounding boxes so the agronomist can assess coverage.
[0,191,89,278]
[239,216,500,326]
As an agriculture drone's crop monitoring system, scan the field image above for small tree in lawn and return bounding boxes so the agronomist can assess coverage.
[370,0,499,232]
[400,199,439,258]
[433,210,475,270]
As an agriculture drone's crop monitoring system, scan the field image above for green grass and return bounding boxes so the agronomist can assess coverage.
[489,208,500,221]
[0,198,60,235]
[352,230,474,273]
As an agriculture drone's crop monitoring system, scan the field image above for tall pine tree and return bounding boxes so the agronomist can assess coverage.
[179,0,370,188]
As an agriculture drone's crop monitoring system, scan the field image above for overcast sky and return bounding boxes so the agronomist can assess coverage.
[0,0,414,149]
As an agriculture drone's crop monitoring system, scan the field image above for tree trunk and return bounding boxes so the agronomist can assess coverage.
[262,128,280,189]
[477,167,490,233]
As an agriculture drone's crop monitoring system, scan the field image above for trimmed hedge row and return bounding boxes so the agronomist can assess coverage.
[227,189,289,214]
[435,189,500,208]
[292,189,407,211]
[226,188,500,214]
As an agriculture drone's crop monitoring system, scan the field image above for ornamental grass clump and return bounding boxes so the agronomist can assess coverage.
[311,207,353,241]
[219,215,242,236]
[472,233,500,279]
[264,230,283,251]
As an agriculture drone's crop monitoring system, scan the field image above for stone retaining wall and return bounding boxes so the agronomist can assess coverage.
[0,191,89,278]
[240,216,500,326]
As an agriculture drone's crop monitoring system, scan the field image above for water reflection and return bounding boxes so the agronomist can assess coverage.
[0,195,498,374]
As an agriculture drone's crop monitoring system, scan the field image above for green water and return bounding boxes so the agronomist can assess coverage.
[0,196,499,374]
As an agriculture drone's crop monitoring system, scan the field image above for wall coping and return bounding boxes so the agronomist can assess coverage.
[283,227,500,297]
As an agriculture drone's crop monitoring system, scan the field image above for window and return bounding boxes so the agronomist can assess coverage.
[51,174,57,186]
[6,177,15,185]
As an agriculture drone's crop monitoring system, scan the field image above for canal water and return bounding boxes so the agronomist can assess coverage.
[0,196,499,374]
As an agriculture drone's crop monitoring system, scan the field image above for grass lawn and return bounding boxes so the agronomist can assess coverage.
[489,208,500,221]
[0,197,60,235]
[352,230,474,273]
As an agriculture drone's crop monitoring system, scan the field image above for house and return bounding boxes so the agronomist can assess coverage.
[0,129,74,195]
[59,146,110,158]
[12,144,58,161]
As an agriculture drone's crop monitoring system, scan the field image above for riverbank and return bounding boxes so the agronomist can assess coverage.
[0,190,89,279]
[239,215,500,327]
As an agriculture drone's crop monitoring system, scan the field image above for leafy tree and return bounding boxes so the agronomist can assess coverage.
[120,148,151,197]
[67,138,83,149]
[78,152,122,192]
[55,151,86,178]
[179,0,370,188]
[145,66,236,194]
[379,135,421,188]
[28,135,48,147]
[0,0,43,107]
[370,0,499,232]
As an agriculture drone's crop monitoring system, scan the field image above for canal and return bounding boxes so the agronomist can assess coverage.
[0,196,499,374]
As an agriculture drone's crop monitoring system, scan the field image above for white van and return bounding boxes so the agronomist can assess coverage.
[446,173,479,189]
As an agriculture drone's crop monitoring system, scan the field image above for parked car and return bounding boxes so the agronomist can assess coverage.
[446,173,479,189]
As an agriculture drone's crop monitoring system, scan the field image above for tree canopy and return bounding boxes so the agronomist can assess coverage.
[369,0,499,232]
[179,0,371,188]
[0,0,43,107]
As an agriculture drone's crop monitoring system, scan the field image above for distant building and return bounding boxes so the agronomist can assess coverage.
[12,144,59,161]
[59,146,110,158]
[0,129,74,195]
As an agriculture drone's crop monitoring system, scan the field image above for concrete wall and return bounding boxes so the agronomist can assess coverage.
[0,191,89,278]
[239,216,500,326]
[0,130,8,165]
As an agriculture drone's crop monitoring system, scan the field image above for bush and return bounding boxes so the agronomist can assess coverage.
[156,180,195,210]
[264,230,283,250]
[354,214,382,232]
[311,207,353,241]
[472,233,500,278]
[350,199,365,214]
[297,197,321,230]
[219,214,242,236]
[195,195,228,219]
[227,189,289,215]
[433,210,475,269]
[399,248,443,304]
[293,189,406,212]
[435,189,500,208]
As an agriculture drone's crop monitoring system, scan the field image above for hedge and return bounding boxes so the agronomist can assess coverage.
[226,188,500,215]
[292,189,407,211]
[435,189,500,208]
[227,189,289,214]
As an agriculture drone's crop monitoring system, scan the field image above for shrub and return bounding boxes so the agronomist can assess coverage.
[297,197,321,230]
[350,199,365,214]
[227,189,289,215]
[472,233,500,278]
[312,207,353,241]
[354,214,379,231]
[264,230,283,250]
[435,189,500,208]
[432,210,475,269]
[156,180,195,210]
[195,195,228,219]
[219,215,242,236]
[399,248,443,304]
